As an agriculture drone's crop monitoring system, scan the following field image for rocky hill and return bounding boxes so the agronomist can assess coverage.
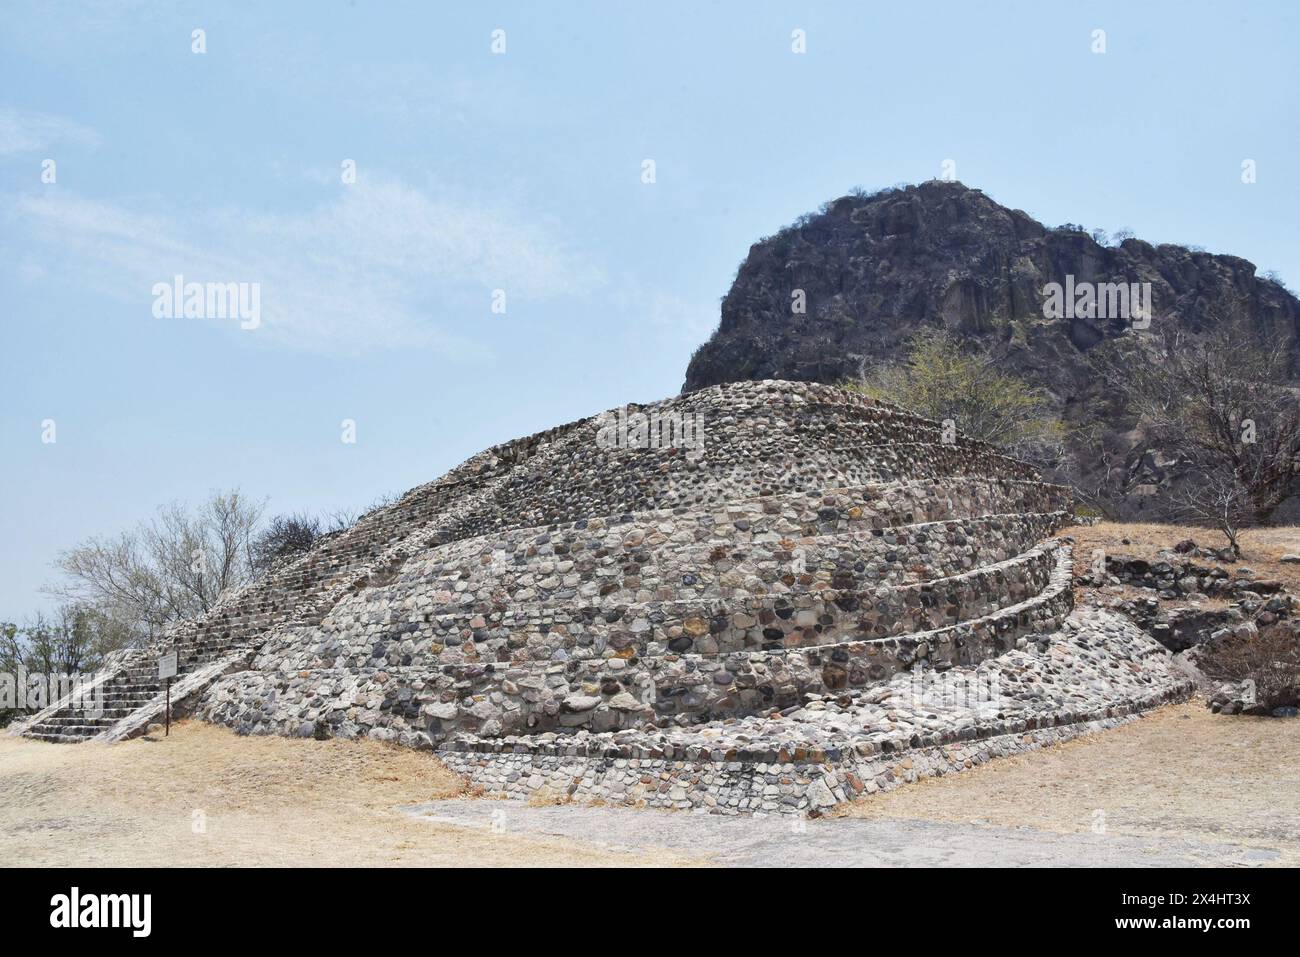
[682,181,1300,516]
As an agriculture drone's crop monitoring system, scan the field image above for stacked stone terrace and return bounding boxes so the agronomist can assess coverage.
[17,381,1078,748]
[198,379,1081,745]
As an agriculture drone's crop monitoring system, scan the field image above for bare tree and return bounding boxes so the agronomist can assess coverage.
[1093,307,1300,544]
[45,490,264,641]
[321,491,400,535]
[251,512,321,576]
[1052,421,1128,520]
[1168,468,1254,558]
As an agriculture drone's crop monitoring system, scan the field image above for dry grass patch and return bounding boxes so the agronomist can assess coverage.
[833,702,1300,861]
[0,721,700,867]
[1061,522,1300,593]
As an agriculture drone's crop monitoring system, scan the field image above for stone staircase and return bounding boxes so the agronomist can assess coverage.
[19,651,156,742]
[14,625,254,743]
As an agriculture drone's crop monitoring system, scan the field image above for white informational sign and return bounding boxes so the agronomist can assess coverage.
[158,651,178,681]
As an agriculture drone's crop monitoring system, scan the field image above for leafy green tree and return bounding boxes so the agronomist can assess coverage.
[0,607,132,726]
[845,330,1064,458]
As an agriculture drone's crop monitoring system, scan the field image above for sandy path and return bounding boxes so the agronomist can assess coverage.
[833,702,1300,861]
[0,721,699,867]
[403,702,1297,867]
[404,797,1278,867]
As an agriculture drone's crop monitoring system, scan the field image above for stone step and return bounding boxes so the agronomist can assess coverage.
[411,481,1066,597]
[483,455,1046,539]
[199,541,1076,743]
[309,541,1060,671]
[23,731,90,743]
[65,696,155,709]
[28,723,112,738]
[33,715,118,728]
[78,708,145,720]
[406,511,1065,614]
[96,699,160,710]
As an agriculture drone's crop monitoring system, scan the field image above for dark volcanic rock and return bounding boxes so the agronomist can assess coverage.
[682,181,1300,517]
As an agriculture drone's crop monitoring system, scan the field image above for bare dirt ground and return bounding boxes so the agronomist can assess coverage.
[1061,522,1300,593]
[834,701,1300,864]
[3,702,1296,867]
[0,721,698,867]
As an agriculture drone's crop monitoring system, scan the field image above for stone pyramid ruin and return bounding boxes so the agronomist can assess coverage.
[14,380,1191,813]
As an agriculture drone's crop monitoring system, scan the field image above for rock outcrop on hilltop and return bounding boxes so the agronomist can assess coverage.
[682,181,1300,517]
[12,380,1194,814]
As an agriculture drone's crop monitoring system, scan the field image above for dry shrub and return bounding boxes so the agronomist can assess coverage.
[1200,623,1300,710]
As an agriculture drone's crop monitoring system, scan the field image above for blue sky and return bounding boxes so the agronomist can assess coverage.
[2,0,1298,618]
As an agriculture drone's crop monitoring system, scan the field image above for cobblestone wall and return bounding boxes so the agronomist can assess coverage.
[194,380,1077,753]
[30,380,1110,780]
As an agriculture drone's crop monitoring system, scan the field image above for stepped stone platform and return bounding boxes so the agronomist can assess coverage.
[11,380,1192,812]
[437,608,1194,814]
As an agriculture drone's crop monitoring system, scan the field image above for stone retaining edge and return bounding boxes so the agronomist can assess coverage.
[436,679,1195,816]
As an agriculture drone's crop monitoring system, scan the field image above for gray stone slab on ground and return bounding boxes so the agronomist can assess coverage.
[402,799,1281,868]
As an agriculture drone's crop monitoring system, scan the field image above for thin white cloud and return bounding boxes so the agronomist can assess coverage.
[0,106,100,156]
[8,175,604,353]
[605,278,719,346]
[645,291,720,345]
